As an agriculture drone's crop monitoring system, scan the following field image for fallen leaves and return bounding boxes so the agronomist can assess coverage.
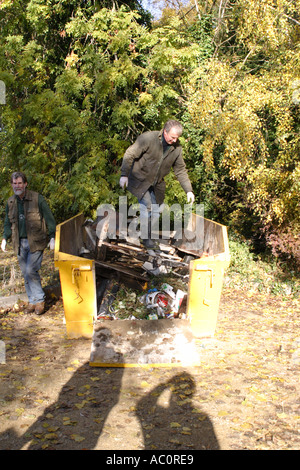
[0,277,299,450]
[70,434,85,443]
[62,417,77,426]
[74,401,89,409]
[44,433,58,440]
[170,422,181,428]
[15,407,25,416]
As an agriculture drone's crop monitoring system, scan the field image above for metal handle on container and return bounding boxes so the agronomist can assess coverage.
[71,265,92,284]
[71,265,92,303]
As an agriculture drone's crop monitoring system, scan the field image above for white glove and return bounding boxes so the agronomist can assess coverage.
[49,238,55,250]
[119,176,128,189]
[1,239,6,252]
[187,192,195,204]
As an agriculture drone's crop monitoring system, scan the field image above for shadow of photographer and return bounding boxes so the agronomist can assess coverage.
[135,371,219,450]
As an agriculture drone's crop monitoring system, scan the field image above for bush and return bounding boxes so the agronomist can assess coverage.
[265,227,300,271]
[225,235,300,299]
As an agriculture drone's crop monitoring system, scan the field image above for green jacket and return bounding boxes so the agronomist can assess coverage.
[4,189,56,254]
[121,130,193,205]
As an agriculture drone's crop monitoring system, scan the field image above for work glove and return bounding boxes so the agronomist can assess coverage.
[1,239,6,252]
[49,238,55,250]
[186,192,195,204]
[119,176,128,189]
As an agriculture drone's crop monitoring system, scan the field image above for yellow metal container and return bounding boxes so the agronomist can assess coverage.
[187,254,230,337]
[54,214,97,338]
[54,212,230,342]
[185,217,230,337]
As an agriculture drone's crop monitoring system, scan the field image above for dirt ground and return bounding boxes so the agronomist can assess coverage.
[0,277,299,451]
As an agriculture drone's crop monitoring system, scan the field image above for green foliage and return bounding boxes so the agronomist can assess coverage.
[183,1,300,265]
[0,0,299,269]
[227,235,300,299]
[186,14,214,61]
[0,1,199,223]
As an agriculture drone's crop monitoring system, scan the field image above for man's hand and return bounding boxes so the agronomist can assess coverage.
[187,192,195,204]
[49,238,55,250]
[1,239,6,252]
[119,176,128,189]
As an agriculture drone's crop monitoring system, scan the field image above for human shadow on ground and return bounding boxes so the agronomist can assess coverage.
[0,362,219,449]
[0,343,124,450]
[135,371,220,450]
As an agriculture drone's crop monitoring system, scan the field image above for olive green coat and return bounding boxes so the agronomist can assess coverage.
[121,130,193,204]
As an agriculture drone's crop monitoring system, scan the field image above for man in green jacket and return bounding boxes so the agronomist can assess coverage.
[1,171,56,315]
[119,120,195,249]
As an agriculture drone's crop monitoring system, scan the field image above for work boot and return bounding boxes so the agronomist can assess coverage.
[24,303,35,314]
[34,302,45,315]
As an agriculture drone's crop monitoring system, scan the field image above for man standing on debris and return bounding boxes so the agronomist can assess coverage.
[119,120,195,249]
[1,172,56,315]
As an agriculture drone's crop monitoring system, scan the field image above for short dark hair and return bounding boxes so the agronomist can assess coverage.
[11,171,27,184]
[163,120,183,135]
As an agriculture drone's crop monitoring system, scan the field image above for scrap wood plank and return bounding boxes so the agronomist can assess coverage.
[100,241,189,274]
[101,241,150,262]
[100,241,186,270]
[95,259,148,281]
[102,241,184,261]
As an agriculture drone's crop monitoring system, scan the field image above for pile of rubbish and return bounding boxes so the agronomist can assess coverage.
[97,281,187,322]
[80,214,199,284]
[138,283,187,320]
[78,214,199,322]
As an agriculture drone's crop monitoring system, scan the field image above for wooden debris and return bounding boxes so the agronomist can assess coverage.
[80,215,197,285]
